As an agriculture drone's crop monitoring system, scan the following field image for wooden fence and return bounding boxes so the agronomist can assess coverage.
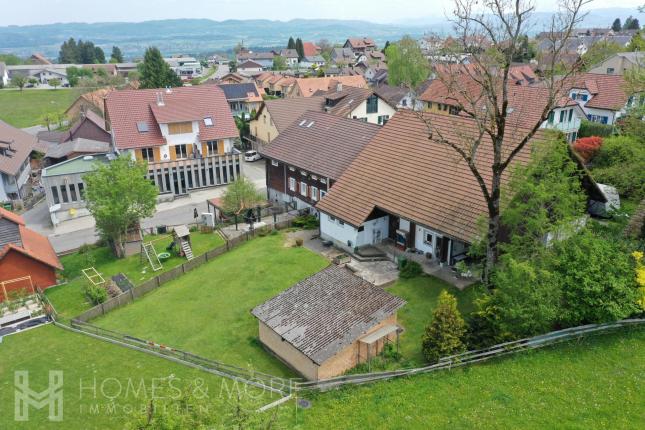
[73,219,294,323]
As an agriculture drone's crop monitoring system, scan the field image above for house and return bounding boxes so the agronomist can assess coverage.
[0,62,8,87]
[38,110,111,147]
[302,42,320,57]
[165,56,202,81]
[251,265,406,380]
[315,110,541,264]
[208,54,229,66]
[44,139,111,165]
[331,48,355,65]
[105,85,241,196]
[64,88,112,120]
[31,68,69,86]
[268,75,296,97]
[279,49,299,67]
[0,207,62,291]
[237,60,264,73]
[259,110,380,211]
[374,84,416,109]
[28,53,51,65]
[249,52,276,69]
[322,84,397,125]
[344,38,377,58]
[217,82,264,119]
[589,52,645,76]
[249,96,325,145]
[300,55,326,69]
[218,72,250,84]
[287,75,367,98]
[0,120,47,203]
[368,51,386,63]
[41,154,111,225]
[564,73,631,125]
[114,63,139,77]
[419,71,585,142]
[6,64,70,86]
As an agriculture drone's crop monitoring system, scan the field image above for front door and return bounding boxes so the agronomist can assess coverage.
[372,228,382,245]
[388,216,399,240]
[436,236,450,263]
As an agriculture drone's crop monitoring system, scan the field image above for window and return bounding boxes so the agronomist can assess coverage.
[300,170,307,176]
[141,147,154,161]
[175,144,188,159]
[136,121,149,133]
[449,106,461,115]
[69,184,78,202]
[427,102,432,109]
[300,181,308,197]
[581,94,588,101]
[60,185,69,203]
[378,115,390,125]
[289,177,296,191]
[339,220,345,226]
[311,186,318,201]
[559,110,565,123]
[402,99,407,107]
[547,111,555,124]
[203,117,213,127]
[206,141,218,155]
[311,174,318,180]
[78,183,85,200]
[424,232,433,244]
[289,166,295,172]
[168,122,193,135]
[568,109,573,122]
[320,190,327,199]
[271,160,279,167]
[366,95,378,114]
[606,67,614,74]
[51,186,60,204]
[329,215,336,222]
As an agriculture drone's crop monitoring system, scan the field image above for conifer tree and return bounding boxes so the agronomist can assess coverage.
[421,291,467,362]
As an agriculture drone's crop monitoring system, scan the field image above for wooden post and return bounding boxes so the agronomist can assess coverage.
[1,281,7,302]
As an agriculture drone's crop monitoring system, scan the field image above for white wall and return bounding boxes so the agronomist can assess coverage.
[584,107,617,125]
[320,213,359,249]
[414,225,438,256]
[349,97,397,124]
[356,215,389,246]
[0,174,8,201]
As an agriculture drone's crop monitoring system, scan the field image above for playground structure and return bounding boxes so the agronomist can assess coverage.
[140,241,163,271]
[172,225,194,260]
[0,276,35,303]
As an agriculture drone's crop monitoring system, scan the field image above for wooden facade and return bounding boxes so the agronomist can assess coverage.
[265,158,330,207]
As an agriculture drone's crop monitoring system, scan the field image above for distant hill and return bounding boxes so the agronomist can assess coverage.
[0,19,429,60]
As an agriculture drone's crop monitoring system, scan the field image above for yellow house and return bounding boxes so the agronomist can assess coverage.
[249,96,325,144]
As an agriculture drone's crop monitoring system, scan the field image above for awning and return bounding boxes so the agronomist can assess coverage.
[359,324,400,345]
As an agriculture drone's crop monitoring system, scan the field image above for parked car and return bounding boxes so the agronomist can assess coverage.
[244,150,261,162]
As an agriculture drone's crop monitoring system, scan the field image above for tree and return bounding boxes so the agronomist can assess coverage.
[58,37,79,63]
[385,36,429,88]
[233,41,244,55]
[66,66,93,87]
[624,16,641,30]
[28,78,38,87]
[138,47,182,89]
[611,18,622,32]
[228,60,237,73]
[11,75,27,91]
[582,40,624,69]
[94,46,106,64]
[0,53,23,65]
[84,156,157,257]
[295,38,305,61]
[421,290,467,363]
[591,135,645,201]
[287,37,296,50]
[48,78,61,89]
[221,177,263,216]
[110,46,124,63]
[382,40,391,54]
[628,30,645,51]
[41,112,57,131]
[419,0,588,284]
[272,55,287,71]
[77,40,98,64]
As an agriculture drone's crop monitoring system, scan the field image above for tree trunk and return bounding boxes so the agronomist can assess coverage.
[484,169,503,286]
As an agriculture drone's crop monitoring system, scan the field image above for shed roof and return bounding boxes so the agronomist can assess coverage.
[252,265,405,365]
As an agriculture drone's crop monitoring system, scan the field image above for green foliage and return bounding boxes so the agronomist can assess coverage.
[385,36,429,88]
[510,34,537,63]
[421,290,467,362]
[272,55,287,70]
[220,176,263,215]
[138,47,182,89]
[624,16,641,30]
[287,36,296,50]
[399,259,423,279]
[10,74,27,91]
[48,78,61,89]
[591,135,645,200]
[94,46,106,64]
[292,214,319,229]
[578,119,613,137]
[548,230,640,326]
[84,155,158,257]
[66,66,93,87]
[82,283,107,305]
[581,40,624,70]
[228,60,237,72]
[628,30,645,51]
[612,18,622,32]
[295,37,305,61]
[501,136,586,257]
[110,45,124,63]
[0,53,23,65]
[59,38,106,64]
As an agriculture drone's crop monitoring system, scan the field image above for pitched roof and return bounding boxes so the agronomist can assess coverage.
[315,110,541,243]
[257,96,326,132]
[346,38,376,49]
[217,82,262,102]
[239,60,263,69]
[0,120,43,176]
[259,110,380,180]
[65,88,113,116]
[292,75,367,97]
[105,85,238,150]
[322,86,385,118]
[0,207,62,270]
[251,265,405,365]
[374,84,410,107]
[45,138,110,159]
[280,49,299,58]
[41,110,109,144]
[565,73,629,110]
[302,42,319,57]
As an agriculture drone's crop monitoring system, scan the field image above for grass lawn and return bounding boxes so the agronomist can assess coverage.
[46,231,225,320]
[93,233,329,377]
[281,326,645,429]
[0,88,83,128]
[0,325,273,430]
[387,276,484,366]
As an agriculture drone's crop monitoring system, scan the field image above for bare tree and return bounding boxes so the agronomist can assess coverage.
[420,0,589,284]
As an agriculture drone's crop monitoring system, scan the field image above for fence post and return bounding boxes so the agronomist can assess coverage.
[100,302,105,316]
[130,288,135,301]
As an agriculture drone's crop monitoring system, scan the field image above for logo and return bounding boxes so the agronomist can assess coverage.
[14,370,64,422]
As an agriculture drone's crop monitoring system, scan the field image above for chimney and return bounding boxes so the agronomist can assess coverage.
[166,86,172,94]
[336,83,342,93]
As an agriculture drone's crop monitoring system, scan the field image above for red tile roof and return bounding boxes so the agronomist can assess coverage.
[565,73,629,110]
[105,85,238,150]
[315,110,542,243]
[291,75,367,97]
[302,42,319,57]
[0,208,62,270]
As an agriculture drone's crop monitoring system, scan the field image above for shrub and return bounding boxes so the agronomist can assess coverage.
[399,259,422,279]
[578,120,613,138]
[633,251,645,312]
[292,215,319,230]
[294,238,304,247]
[83,283,108,305]
[591,135,645,200]
[422,291,467,363]
[572,136,603,162]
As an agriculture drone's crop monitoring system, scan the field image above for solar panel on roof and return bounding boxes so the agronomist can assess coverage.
[136,121,149,132]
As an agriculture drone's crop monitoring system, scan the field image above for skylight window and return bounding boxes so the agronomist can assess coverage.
[204,117,213,127]
[306,121,315,128]
[299,120,307,126]
[136,121,149,133]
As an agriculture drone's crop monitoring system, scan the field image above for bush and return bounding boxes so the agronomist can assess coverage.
[591,135,645,200]
[572,136,603,162]
[292,215,319,230]
[421,291,467,363]
[82,283,108,305]
[578,120,613,138]
[398,258,422,279]
[294,238,304,247]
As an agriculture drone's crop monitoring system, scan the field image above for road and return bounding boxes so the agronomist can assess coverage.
[212,64,229,79]
[22,159,267,254]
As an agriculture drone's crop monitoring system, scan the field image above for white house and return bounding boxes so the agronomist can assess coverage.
[567,73,631,125]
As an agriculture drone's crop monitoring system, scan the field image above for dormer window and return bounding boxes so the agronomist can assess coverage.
[137,121,149,133]
[203,117,213,127]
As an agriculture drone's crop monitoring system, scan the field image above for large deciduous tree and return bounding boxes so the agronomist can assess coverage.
[221,177,263,216]
[84,156,158,257]
[420,0,588,284]
[110,46,124,63]
[384,35,429,88]
[10,75,27,91]
[138,47,182,89]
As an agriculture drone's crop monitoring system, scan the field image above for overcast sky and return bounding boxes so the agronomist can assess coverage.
[1,0,643,26]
